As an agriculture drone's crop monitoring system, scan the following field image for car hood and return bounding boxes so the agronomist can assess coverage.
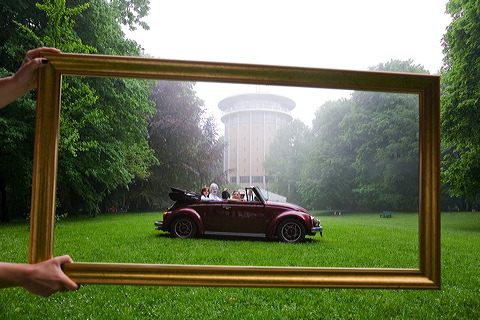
[265,201,310,214]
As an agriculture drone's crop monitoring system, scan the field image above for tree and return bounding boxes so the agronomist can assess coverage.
[45,0,156,215]
[343,90,419,211]
[1,0,226,216]
[1,0,155,217]
[264,119,311,206]
[108,0,150,31]
[346,60,428,210]
[299,99,357,210]
[57,76,157,215]
[126,80,225,211]
[0,69,38,221]
[0,1,51,221]
[441,0,480,208]
[73,0,148,55]
[340,60,425,211]
[300,60,427,212]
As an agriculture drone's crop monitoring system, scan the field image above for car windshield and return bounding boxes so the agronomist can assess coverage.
[249,187,265,202]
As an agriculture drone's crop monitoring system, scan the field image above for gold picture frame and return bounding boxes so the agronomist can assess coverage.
[30,53,440,289]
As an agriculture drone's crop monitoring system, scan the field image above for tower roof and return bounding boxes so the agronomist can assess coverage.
[218,93,296,111]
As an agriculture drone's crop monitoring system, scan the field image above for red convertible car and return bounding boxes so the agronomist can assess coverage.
[154,186,322,243]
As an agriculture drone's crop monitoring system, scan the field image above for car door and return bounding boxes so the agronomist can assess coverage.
[221,201,266,234]
[192,202,224,232]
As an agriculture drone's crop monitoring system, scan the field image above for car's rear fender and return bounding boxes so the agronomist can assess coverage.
[165,208,204,234]
[266,212,311,237]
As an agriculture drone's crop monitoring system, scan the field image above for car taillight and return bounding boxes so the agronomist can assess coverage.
[163,211,169,218]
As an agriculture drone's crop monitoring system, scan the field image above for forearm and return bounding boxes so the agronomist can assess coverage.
[0,256,78,297]
[0,47,61,109]
[0,262,30,289]
[0,74,31,109]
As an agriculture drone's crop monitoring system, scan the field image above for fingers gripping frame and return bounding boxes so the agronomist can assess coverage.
[30,53,440,289]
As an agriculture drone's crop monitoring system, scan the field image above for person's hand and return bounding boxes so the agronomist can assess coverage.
[0,47,61,108]
[13,47,62,92]
[20,255,79,297]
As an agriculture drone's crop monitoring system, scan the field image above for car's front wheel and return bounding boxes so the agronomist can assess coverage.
[170,216,197,239]
[277,219,306,243]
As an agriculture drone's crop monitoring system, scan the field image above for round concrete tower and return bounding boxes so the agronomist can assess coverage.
[219,93,295,188]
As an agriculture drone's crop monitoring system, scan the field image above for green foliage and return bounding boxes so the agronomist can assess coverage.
[73,0,146,55]
[0,68,37,220]
[109,0,151,31]
[370,59,429,74]
[0,1,48,68]
[14,0,96,53]
[0,2,49,221]
[1,0,223,217]
[1,0,156,217]
[57,77,157,215]
[441,0,480,205]
[265,60,425,211]
[344,89,419,210]
[0,211,479,319]
[126,80,225,211]
[35,0,96,52]
[265,119,313,207]
[300,99,357,210]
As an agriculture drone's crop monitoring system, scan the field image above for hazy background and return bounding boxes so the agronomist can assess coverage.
[125,0,451,131]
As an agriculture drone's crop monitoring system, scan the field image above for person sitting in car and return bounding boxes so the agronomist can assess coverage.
[200,186,210,201]
[246,189,254,201]
[208,183,222,201]
[221,188,230,200]
[230,190,242,201]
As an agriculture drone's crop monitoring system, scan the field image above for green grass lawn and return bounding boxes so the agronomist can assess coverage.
[0,211,479,319]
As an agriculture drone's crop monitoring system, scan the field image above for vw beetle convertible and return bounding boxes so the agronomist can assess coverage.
[155,186,322,243]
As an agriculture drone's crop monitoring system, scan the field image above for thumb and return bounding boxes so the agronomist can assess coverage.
[55,255,74,264]
[14,58,48,91]
[55,255,79,291]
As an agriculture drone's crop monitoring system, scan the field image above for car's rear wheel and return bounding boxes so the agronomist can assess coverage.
[277,219,306,243]
[170,217,197,239]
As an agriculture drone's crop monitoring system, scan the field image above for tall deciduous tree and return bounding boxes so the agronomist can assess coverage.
[264,119,312,206]
[441,0,480,208]
[108,0,150,31]
[0,1,51,221]
[298,60,426,211]
[343,90,419,211]
[126,80,225,211]
[0,69,38,221]
[1,0,156,217]
[299,99,357,210]
[331,60,423,211]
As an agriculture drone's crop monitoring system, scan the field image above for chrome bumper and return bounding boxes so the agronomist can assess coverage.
[311,226,323,236]
[154,221,163,230]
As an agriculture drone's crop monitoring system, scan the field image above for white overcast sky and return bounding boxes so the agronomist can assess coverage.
[125,0,452,132]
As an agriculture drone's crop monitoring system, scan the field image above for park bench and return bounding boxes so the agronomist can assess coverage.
[380,211,392,218]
